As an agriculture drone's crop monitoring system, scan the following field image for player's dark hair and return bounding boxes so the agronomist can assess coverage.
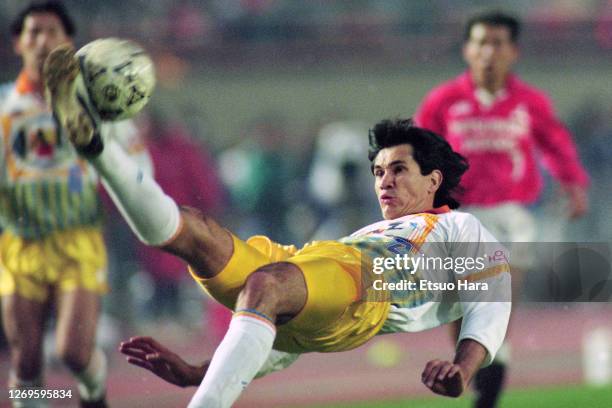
[10,1,75,37]
[368,118,469,209]
[464,11,520,43]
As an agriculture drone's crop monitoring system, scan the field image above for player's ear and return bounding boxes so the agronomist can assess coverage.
[461,39,474,65]
[509,43,519,64]
[428,170,443,194]
[461,43,468,63]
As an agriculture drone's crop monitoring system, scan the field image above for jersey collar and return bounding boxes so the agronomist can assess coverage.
[461,70,517,94]
[15,71,40,95]
[423,205,451,214]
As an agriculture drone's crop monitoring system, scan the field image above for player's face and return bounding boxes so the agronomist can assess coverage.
[373,144,441,220]
[14,13,71,78]
[463,23,518,91]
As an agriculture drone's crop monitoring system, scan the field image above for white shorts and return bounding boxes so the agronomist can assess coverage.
[463,203,535,270]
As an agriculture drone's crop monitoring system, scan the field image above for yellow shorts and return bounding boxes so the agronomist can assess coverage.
[190,235,390,354]
[0,227,108,303]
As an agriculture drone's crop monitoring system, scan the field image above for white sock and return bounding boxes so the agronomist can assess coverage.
[91,139,181,246]
[8,370,42,388]
[188,313,276,408]
[74,347,107,401]
[9,371,47,408]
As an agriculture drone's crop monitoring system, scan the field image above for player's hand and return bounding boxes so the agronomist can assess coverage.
[119,336,208,387]
[563,184,588,219]
[421,359,465,397]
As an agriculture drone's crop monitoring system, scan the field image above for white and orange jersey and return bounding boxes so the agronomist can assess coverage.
[256,207,511,376]
[0,73,151,238]
[345,206,511,365]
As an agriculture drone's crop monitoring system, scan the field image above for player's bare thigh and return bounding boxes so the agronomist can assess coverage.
[162,206,234,280]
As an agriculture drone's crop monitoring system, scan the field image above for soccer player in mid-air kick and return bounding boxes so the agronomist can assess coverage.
[45,43,512,407]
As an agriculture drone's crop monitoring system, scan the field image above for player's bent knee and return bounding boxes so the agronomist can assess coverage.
[239,263,307,319]
[240,268,284,308]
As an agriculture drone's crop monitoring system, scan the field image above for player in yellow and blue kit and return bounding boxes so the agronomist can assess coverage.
[0,2,150,407]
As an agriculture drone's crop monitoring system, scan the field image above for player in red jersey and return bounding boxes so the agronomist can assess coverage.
[415,11,589,408]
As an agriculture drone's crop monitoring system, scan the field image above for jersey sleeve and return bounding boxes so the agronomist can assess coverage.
[450,214,512,366]
[0,82,15,169]
[530,91,589,187]
[254,350,300,379]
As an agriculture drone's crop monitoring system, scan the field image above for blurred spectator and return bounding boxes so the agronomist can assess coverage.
[0,0,609,71]
[595,0,612,49]
[307,120,379,239]
[218,114,293,242]
[210,0,278,41]
[568,101,612,242]
[166,0,215,48]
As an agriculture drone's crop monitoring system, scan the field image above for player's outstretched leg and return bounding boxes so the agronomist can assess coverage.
[474,363,506,407]
[45,45,185,252]
[473,351,507,407]
[45,42,295,408]
[188,262,307,408]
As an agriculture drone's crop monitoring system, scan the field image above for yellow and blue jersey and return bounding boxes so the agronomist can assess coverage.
[0,73,149,239]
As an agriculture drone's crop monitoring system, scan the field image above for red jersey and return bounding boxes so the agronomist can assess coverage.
[415,72,589,207]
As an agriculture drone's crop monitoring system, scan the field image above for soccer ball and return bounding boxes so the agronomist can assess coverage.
[75,38,155,121]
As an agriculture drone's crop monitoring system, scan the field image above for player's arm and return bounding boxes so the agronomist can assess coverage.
[423,215,512,398]
[455,257,511,371]
[423,278,510,397]
[530,92,589,218]
[119,337,300,387]
[422,338,487,397]
[413,86,448,136]
[119,337,208,387]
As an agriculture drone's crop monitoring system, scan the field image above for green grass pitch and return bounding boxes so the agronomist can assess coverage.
[316,384,612,408]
